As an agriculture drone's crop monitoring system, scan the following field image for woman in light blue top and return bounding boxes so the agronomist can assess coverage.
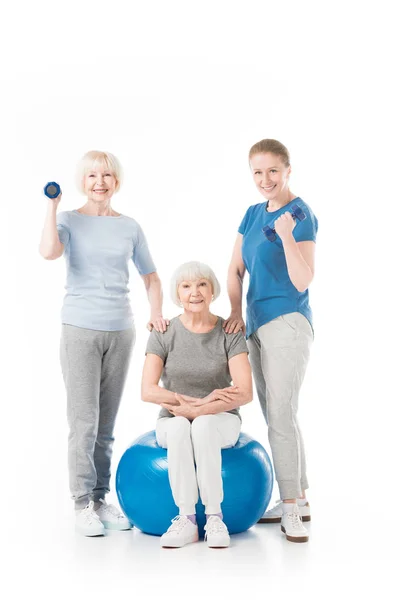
[224,139,318,543]
[39,150,168,536]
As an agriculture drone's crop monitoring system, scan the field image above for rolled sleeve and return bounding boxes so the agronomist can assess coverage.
[225,330,248,360]
[132,223,157,275]
[56,211,70,248]
[294,208,318,243]
[145,329,167,362]
[238,206,253,235]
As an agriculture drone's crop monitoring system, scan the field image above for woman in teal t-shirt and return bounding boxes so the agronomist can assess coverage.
[224,139,318,544]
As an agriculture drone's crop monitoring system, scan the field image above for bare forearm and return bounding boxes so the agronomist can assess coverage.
[196,389,252,416]
[39,202,63,259]
[282,236,313,292]
[227,269,244,314]
[146,276,163,317]
[142,384,177,405]
[142,385,198,406]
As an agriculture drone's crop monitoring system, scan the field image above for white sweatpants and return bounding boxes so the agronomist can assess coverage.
[156,413,241,515]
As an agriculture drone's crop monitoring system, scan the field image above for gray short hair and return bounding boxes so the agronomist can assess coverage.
[75,150,123,194]
[170,261,221,307]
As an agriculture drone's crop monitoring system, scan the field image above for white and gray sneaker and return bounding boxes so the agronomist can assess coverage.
[75,501,105,537]
[204,516,230,548]
[160,516,199,548]
[281,504,309,543]
[95,499,132,531]
[258,499,311,523]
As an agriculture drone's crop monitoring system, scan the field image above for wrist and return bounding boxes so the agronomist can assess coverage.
[47,201,58,212]
[150,312,162,319]
[281,232,295,246]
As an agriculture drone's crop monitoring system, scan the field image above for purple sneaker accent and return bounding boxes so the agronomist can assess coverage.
[206,512,223,521]
[186,514,197,524]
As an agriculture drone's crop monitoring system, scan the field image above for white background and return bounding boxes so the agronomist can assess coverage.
[2,1,399,598]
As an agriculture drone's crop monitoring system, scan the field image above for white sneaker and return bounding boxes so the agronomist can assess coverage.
[160,516,199,548]
[75,501,105,537]
[204,516,230,548]
[281,504,309,543]
[95,499,132,530]
[258,499,311,523]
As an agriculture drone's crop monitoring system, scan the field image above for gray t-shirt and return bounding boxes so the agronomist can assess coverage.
[145,316,248,420]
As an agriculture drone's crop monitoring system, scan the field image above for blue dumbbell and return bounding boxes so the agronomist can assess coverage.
[262,204,306,242]
[44,181,61,199]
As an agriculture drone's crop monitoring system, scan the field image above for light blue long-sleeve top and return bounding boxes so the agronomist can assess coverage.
[56,210,156,331]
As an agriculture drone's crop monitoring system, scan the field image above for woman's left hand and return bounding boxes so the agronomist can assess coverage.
[147,315,170,333]
[274,212,295,241]
[161,394,199,420]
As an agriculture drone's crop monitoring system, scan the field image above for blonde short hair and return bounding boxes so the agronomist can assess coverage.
[76,150,123,194]
[170,261,221,307]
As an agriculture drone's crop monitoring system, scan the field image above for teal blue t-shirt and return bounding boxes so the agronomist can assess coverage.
[238,197,318,339]
[56,210,156,331]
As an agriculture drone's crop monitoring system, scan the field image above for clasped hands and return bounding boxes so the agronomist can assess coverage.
[161,387,239,420]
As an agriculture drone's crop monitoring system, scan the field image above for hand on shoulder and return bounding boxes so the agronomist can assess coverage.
[147,316,170,333]
[223,314,246,336]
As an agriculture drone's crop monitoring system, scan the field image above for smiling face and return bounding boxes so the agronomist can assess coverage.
[250,152,291,202]
[83,161,117,204]
[177,278,214,313]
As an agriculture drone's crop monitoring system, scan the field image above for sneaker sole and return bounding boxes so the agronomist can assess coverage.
[206,535,230,548]
[207,542,230,548]
[258,515,311,524]
[75,526,105,537]
[161,541,198,548]
[102,522,132,531]
[161,535,199,548]
[280,525,309,543]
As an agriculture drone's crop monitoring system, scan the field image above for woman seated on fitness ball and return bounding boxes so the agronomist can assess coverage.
[141,261,252,549]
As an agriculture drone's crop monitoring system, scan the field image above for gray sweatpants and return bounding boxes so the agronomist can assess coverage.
[247,312,313,500]
[60,324,135,509]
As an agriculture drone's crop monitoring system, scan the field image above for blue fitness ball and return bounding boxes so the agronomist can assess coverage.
[116,430,273,537]
[44,181,61,199]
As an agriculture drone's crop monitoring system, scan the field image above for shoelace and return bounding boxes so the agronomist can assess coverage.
[285,510,304,530]
[204,517,227,539]
[166,516,190,534]
[101,503,124,519]
[81,501,98,524]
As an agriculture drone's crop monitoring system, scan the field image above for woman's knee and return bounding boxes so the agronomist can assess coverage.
[267,402,299,438]
[191,415,218,440]
[166,416,192,441]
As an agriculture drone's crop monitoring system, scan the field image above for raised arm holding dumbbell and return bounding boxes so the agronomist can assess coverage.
[39,182,64,260]
[270,207,315,294]
[38,153,168,537]
[225,139,318,544]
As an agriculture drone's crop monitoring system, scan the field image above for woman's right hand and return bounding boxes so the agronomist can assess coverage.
[223,313,245,335]
[193,387,239,407]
